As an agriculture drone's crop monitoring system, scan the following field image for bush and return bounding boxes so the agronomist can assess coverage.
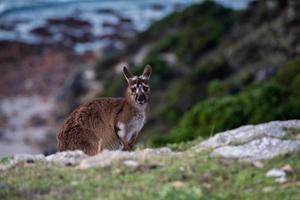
[207,80,231,97]
[151,56,300,145]
[152,33,179,53]
[275,56,300,86]
[152,82,299,145]
[166,61,232,116]
[145,1,234,64]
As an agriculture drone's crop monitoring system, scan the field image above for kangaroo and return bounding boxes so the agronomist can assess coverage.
[57,65,152,155]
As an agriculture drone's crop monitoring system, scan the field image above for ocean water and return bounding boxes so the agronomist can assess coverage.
[0,0,250,52]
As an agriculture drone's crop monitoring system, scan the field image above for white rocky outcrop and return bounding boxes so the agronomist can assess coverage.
[3,120,300,170]
[194,120,300,160]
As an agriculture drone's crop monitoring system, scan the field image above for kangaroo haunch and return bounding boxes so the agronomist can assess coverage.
[57,65,152,155]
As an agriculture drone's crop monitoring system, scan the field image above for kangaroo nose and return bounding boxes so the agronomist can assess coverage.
[138,95,145,102]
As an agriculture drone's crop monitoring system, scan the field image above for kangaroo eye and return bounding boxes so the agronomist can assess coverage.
[131,87,136,92]
[143,86,149,92]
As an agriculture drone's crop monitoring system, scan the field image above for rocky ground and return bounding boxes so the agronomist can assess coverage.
[1,120,300,199]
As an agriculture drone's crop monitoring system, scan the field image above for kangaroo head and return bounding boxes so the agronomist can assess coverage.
[123,64,152,106]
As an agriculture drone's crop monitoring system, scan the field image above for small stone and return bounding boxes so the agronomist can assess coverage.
[0,164,12,171]
[262,186,274,193]
[79,148,174,169]
[171,181,185,188]
[123,160,139,169]
[295,133,300,140]
[202,183,212,190]
[70,181,79,186]
[245,188,255,193]
[179,166,185,171]
[252,161,264,168]
[266,168,286,178]
[46,150,88,166]
[281,164,294,173]
[210,137,300,160]
[13,154,46,163]
[275,176,287,183]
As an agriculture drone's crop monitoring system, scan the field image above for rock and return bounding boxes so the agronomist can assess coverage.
[281,164,294,173]
[123,160,139,169]
[266,168,287,183]
[96,8,117,15]
[47,17,91,28]
[0,23,15,31]
[149,3,165,11]
[194,120,300,160]
[262,186,274,193]
[295,133,300,140]
[266,168,286,178]
[0,164,13,171]
[252,161,264,169]
[46,150,88,166]
[171,181,185,188]
[195,120,300,151]
[275,176,287,183]
[28,114,48,127]
[31,27,52,37]
[210,137,300,160]
[79,147,173,169]
[13,153,46,163]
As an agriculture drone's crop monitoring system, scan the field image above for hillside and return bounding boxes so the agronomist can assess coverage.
[93,0,300,145]
[1,1,300,199]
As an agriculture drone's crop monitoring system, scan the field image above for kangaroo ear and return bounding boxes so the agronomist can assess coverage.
[123,66,133,81]
[142,64,152,79]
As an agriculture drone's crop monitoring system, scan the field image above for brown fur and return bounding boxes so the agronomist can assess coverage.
[57,65,151,155]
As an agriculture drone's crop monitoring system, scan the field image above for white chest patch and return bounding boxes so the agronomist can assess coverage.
[117,112,146,143]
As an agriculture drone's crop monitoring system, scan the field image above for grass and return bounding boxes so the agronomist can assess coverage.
[1,147,300,200]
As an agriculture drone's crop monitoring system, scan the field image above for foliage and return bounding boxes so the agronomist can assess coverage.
[157,60,232,126]
[153,56,300,145]
[275,56,300,86]
[146,1,234,64]
[154,83,297,144]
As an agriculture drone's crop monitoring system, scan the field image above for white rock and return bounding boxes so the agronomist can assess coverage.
[13,153,46,163]
[262,186,274,193]
[123,160,139,169]
[266,168,286,178]
[46,150,88,166]
[79,147,173,169]
[275,176,287,183]
[281,164,294,173]
[210,137,300,160]
[195,120,300,151]
[252,161,264,168]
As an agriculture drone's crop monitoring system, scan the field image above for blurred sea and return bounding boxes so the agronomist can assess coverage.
[0,0,249,52]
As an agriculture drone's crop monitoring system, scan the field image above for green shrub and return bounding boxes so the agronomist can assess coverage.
[145,1,234,64]
[275,56,300,86]
[292,74,300,96]
[153,82,298,145]
[166,61,232,114]
[152,33,179,53]
[152,56,300,145]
